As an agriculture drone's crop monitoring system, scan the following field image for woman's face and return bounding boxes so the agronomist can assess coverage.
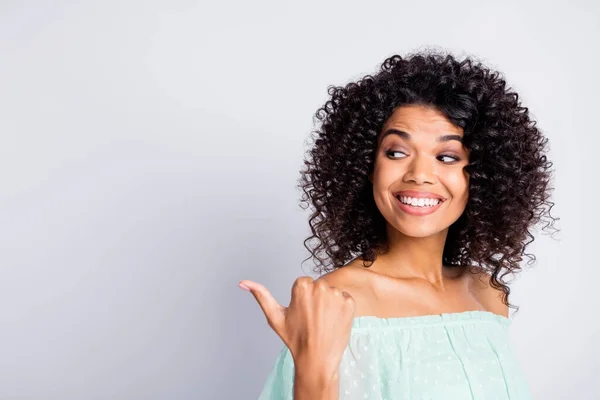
[370,104,470,238]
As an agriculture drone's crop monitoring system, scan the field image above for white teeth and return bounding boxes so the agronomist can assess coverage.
[397,196,441,207]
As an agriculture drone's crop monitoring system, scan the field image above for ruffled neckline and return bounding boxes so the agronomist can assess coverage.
[351,310,511,331]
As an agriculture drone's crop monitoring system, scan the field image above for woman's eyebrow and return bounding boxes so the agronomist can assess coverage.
[381,128,463,143]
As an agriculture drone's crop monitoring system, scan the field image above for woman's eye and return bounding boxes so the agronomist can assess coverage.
[439,154,461,163]
[386,150,460,164]
[386,150,407,159]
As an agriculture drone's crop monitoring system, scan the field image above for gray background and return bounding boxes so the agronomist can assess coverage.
[1,0,597,399]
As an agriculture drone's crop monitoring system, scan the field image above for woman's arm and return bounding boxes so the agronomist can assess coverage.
[293,365,339,400]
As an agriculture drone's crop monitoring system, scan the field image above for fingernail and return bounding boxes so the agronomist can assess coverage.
[238,282,250,291]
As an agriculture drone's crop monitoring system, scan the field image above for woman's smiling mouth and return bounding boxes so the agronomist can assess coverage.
[393,193,446,216]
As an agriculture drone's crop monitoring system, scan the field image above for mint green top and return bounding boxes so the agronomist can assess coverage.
[258,310,532,399]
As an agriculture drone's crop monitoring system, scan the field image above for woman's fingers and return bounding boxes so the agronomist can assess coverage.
[239,280,286,335]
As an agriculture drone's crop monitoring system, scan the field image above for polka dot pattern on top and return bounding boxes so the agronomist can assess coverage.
[257,310,532,400]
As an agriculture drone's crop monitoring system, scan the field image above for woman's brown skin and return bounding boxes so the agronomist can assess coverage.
[240,104,508,397]
[239,277,355,399]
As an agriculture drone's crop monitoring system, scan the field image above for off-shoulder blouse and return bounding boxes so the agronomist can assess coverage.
[258,310,532,400]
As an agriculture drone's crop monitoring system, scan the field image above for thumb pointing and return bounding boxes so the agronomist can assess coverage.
[239,280,286,333]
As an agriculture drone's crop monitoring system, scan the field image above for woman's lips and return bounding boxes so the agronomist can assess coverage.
[393,196,444,216]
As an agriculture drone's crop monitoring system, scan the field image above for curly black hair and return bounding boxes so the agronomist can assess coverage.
[297,50,560,309]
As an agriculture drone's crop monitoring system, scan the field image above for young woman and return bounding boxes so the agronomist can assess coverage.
[239,51,558,400]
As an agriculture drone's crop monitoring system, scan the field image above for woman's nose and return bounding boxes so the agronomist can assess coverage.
[402,156,437,185]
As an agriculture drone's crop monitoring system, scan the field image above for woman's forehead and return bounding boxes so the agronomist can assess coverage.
[382,105,463,134]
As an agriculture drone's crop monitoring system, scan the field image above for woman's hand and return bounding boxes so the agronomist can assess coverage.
[239,276,355,382]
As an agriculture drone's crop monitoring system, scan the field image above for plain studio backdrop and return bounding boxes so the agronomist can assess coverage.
[0,0,598,399]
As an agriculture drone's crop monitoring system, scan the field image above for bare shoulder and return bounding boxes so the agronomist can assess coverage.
[466,266,509,318]
[315,262,373,314]
[315,263,366,292]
